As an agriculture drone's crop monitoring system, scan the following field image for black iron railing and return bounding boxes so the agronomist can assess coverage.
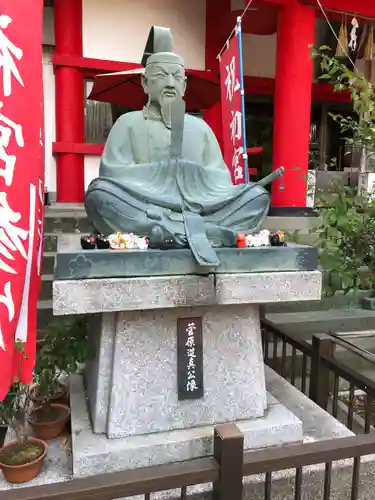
[261,319,375,433]
[4,321,375,499]
[2,424,375,500]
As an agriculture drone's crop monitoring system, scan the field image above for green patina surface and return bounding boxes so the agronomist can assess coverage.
[84,26,278,268]
[54,241,318,280]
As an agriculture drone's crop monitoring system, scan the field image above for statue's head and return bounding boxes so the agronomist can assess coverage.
[141,27,187,109]
[142,53,186,108]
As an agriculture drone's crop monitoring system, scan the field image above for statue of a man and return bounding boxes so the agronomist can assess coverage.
[85,27,271,267]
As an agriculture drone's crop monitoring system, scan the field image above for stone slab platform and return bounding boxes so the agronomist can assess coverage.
[70,374,302,477]
[55,234,318,280]
[53,271,322,315]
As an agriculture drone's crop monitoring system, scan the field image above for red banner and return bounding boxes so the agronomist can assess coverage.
[0,2,44,399]
[219,32,245,185]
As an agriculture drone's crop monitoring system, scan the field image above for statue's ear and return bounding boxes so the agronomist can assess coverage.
[141,73,148,94]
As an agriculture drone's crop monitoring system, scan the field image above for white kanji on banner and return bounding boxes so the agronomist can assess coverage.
[224,56,240,102]
[0,191,28,275]
[0,14,24,97]
[232,146,244,182]
[0,3,44,399]
[0,102,24,186]
[220,30,246,185]
[230,109,242,145]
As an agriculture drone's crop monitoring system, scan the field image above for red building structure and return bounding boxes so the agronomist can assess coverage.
[46,0,375,209]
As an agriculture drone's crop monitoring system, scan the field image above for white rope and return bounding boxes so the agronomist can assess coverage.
[315,0,359,71]
[216,0,363,70]
[217,0,256,59]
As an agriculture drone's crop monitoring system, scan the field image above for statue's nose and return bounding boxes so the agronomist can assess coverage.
[165,74,175,87]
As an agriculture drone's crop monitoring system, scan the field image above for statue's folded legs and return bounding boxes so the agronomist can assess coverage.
[85,177,270,249]
[85,178,188,247]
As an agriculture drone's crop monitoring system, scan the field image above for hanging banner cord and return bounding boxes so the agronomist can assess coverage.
[315,1,375,23]
[315,0,359,71]
[217,0,256,60]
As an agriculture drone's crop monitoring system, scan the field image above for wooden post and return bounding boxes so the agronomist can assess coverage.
[212,423,244,500]
[309,334,335,409]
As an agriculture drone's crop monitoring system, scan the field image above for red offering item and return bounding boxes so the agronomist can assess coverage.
[237,233,247,248]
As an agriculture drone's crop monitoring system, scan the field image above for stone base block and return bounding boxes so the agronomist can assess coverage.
[85,304,269,438]
[70,375,302,478]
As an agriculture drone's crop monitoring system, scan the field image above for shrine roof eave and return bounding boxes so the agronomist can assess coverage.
[299,0,375,18]
[261,0,375,18]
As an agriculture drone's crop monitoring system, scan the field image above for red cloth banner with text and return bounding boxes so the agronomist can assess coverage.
[219,32,245,185]
[0,1,44,399]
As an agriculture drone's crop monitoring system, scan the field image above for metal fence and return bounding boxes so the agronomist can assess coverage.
[261,319,375,433]
[4,321,375,499]
[2,423,375,500]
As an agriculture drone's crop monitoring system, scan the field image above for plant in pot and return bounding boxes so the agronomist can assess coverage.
[28,317,93,440]
[312,46,375,176]
[310,47,375,299]
[313,178,375,299]
[0,381,48,484]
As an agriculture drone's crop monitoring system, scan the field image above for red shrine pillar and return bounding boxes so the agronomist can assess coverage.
[54,0,85,203]
[271,0,315,209]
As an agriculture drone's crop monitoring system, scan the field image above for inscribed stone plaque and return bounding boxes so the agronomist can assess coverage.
[177,317,204,400]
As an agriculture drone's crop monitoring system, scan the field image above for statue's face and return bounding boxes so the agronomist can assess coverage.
[143,63,186,107]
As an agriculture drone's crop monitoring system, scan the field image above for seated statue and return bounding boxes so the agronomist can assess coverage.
[85,28,275,267]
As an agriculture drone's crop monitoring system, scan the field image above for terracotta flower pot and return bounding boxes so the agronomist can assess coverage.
[0,438,47,484]
[28,403,70,441]
[30,383,68,407]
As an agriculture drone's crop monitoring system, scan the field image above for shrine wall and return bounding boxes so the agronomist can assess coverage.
[242,34,277,78]
[42,48,57,195]
[85,156,101,190]
[82,0,206,69]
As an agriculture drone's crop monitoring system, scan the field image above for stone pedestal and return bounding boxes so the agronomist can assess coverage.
[87,305,269,438]
[53,260,321,475]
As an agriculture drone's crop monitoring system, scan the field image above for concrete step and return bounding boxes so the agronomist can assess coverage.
[265,291,369,314]
[37,300,53,336]
[266,308,375,340]
[44,233,59,252]
[44,232,81,253]
[264,216,316,234]
[42,251,55,275]
[37,300,80,340]
[44,206,94,234]
[40,274,53,301]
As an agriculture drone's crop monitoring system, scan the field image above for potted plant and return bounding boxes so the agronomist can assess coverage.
[29,322,68,408]
[309,47,375,298]
[28,317,93,440]
[0,381,47,484]
[313,178,375,298]
[28,362,71,441]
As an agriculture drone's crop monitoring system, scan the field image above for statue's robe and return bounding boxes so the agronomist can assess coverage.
[85,110,270,252]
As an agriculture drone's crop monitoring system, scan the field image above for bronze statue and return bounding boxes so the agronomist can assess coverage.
[85,27,278,267]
